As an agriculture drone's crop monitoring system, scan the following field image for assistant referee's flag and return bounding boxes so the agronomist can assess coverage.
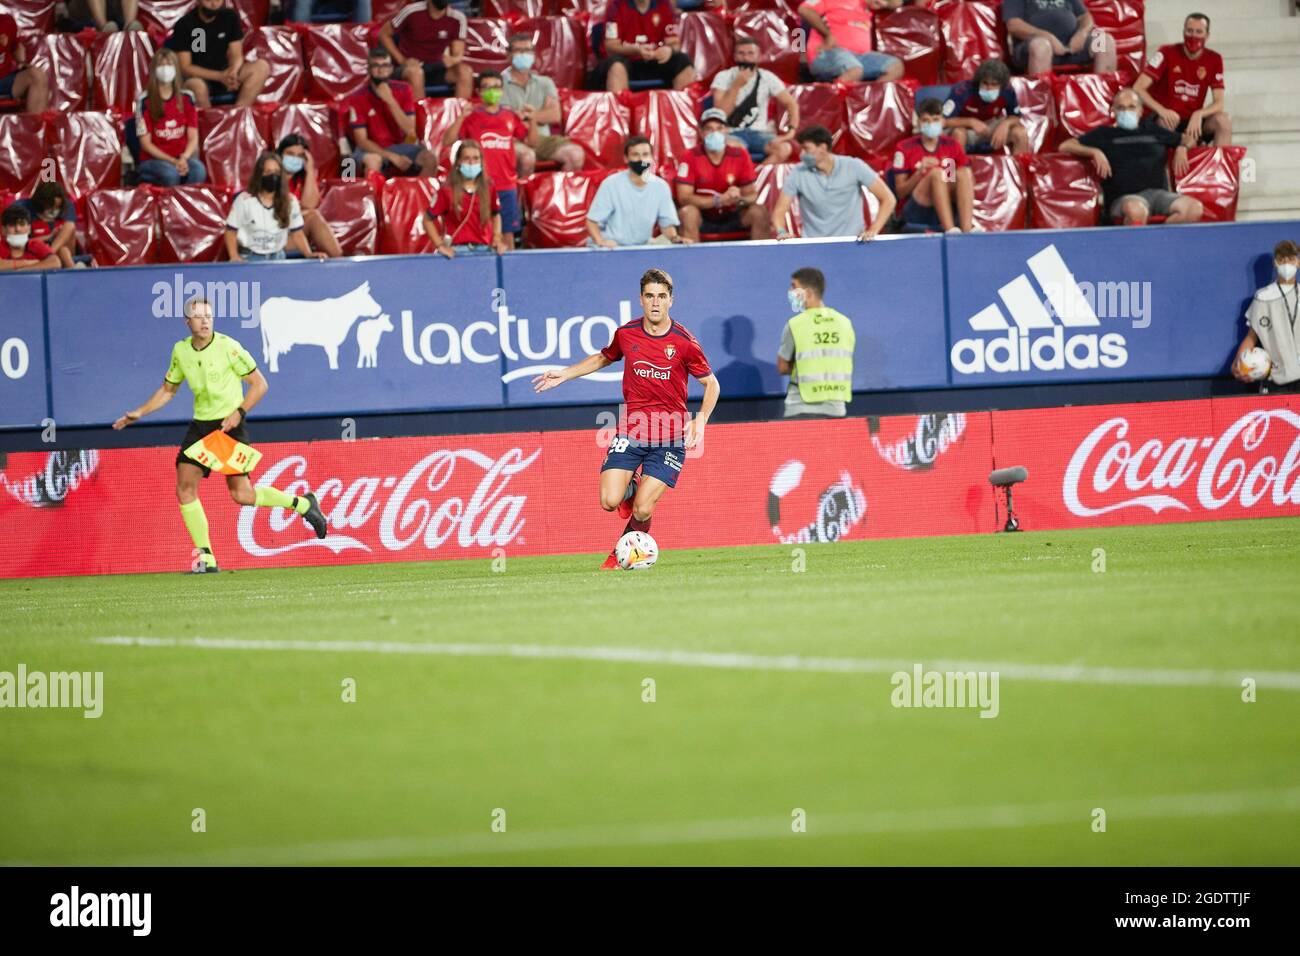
[183,429,262,475]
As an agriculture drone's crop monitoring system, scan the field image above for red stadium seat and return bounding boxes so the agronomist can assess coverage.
[513,17,587,93]
[875,7,943,86]
[558,89,630,169]
[842,81,915,161]
[155,183,236,263]
[378,175,439,254]
[1086,0,1145,85]
[86,187,160,265]
[90,29,156,112]
[199,106,273,189]
[270,102,342,179]
[772,83,845,147]
[373,0,409,22]
[301,23,374,102]
[481,0,551,17]
[970,153,1028,230]
[1050,72,1121,143]
[1007,75,1055,154]
[732,11,801,85]
[245,27,306,106]
[49,111,123,198]
[629,89,700,167]
[754,162,801,237]
[28,34,91,114]
[2,0,56,34]
[521,168,616,247]
[464,18,511,75]
[933,0,1003,83]
[0,113,47,196]
[136,0,194,33]
[1023,152,1101,229]
[1172,145,1247,223]
[415,96,470,156]
[725,0,801,12]
[318,178,379,255]
[232,0,271,33]
[0,188,16,212]
[679,11,733,87]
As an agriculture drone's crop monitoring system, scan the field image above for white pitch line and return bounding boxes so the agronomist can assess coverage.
[8,785,1300,867]
[90,636,1300,691]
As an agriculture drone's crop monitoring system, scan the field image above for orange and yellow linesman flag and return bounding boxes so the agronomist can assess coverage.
[183,429,262,475]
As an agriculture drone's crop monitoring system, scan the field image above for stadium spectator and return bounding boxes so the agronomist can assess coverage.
[422,140,507,257]
[290,1,372,24]
[798,0,904,84]
[777,267,855,419]
[1002,0,1117,75]
[941,59,1031,155]
[135,48,208,187]
[1234,240,1300,391]
[586,136,686,248]
[594,0,696,94]
[68,0,144,33]
[675,108,770,241]
[709,36,800,165]
[0,204,60,271]
[276,133,343,259]
[444,71,538,250]
[346,47,437,178]
[772,125,896,241]
[893,98,976,233]
[1134,13,1231,146]
[0,12,50,113]
[167,0,269,109]
[1061,88,1202,226]
[224,151,327,262]
[16,183,78,269]
[380,0,473,101]
[501,34,586,173]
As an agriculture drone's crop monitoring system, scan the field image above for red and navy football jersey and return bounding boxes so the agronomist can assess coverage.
[601,319,711,442]
[941,80,1021,122]
[892,134,970,181]
[1141,43,1224,120]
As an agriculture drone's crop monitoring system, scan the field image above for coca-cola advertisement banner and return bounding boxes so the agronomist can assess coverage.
[3,395,1298,579]
[0,273,48,429]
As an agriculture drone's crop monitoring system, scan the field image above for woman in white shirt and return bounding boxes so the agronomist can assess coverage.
[224,151,326,262]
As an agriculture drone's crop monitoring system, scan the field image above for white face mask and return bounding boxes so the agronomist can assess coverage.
[6,232,30,250]
[1277,262,1298,282]
[156,64,176,84]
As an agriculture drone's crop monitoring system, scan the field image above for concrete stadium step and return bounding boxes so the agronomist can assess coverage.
[1143,0,1292,21]
[1145,17,1300,52]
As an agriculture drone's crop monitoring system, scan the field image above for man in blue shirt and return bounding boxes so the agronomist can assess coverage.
[587,136,690,248]
[772,125,896,241]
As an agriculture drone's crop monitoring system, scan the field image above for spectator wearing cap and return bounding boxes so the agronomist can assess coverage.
[166,0,270,109]
[893,98,977,233]
[675,108,770,241]
[587,136,688,248]
[381,0,474,101]
[772,125,896,241]
[1003,0,1117,76]
[709,36,800,165]
[594,0,696,94]
[135,48,208,187]
[501,34,586,173]
[941,59,1031,155]
[0,12,50,113]
[276,134,343,259]
[798,0,905,85]
[346,47,439,178]
[17,183,79,269]
[1134,13,1230,146]
[1234,240,1300,392]
[0,204,60,271]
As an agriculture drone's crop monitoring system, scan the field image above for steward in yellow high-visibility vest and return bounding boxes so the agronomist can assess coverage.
[777,267,855,418]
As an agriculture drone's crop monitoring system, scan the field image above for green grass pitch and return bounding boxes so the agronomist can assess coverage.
[2,518,1299,866]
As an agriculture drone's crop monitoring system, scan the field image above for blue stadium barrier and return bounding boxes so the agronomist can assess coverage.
[2,219,1296,431]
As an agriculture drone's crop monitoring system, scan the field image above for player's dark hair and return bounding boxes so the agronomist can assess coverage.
[1275,240,1299,260]
[479,70,503,85]
[31,181,68,216]
[623,135,652,156]
[640,268,673,295]
[791,267,825,298]
[794,125,833,149]
[1,203,31,228]
[974,59,1010,88]
[449,139,493,227]
[508,33,533,49]
[368,46,391,61]
[917,98,945,118]
[1185,12,1210,31]
[276,132,309,155]
[734,35,758,50]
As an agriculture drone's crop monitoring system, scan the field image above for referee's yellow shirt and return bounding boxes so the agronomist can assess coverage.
[164,332,258,422]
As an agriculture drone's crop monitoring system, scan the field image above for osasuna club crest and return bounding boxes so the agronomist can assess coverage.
[665,344,676,359]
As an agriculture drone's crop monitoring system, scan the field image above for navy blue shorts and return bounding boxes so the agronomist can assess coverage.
[600,437,686,488]
[902,196,942,230]
[0,71,20,98]
[498,187,520,234]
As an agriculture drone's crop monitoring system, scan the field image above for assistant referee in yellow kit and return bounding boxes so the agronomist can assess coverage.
[112,297,327,573]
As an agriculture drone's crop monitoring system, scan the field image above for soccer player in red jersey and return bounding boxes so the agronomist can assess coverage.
[1134,13,1230,146]
[532,268,721,569]
[893,97,975,234]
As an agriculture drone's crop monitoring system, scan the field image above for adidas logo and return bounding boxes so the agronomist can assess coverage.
[950,244,1129,375]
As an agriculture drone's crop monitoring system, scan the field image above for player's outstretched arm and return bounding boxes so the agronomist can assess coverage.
[532,353,613,392]
[112,380,180,430]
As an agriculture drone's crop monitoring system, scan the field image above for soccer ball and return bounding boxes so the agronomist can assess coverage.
[615,531,658,571]
[1239,347,1272,382]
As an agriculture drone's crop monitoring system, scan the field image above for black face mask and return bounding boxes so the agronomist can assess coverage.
[736,62,756,71]
[628,160,652,176]
[198,6,217,20]
[261,174,281,193]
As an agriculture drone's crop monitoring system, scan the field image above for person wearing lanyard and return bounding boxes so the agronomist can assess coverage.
[1236,240,1300,393]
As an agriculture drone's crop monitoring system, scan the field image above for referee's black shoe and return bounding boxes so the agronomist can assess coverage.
[190,548,219,574]
[301,491,328,540]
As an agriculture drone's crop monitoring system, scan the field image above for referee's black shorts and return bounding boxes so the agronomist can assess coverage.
[592,51,694,89]
[176,418,250,477]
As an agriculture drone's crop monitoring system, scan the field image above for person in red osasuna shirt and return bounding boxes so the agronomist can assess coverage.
[892,98,976,234]
[346,47,438,179]
[1,203,60,271]
[675,108,771,241]
[380,0,473,101]
[421,140,506,257]
[0,13,49,114]
[532,268,721,569]
[135,47,207,187]
[1134,12,1230,147]
[594,0,696,94]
